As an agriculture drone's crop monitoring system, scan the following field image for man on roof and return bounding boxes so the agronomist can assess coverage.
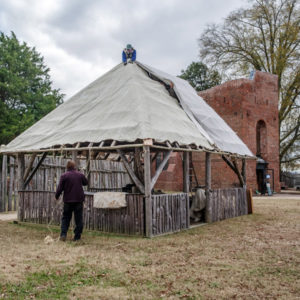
[122,44,136,65]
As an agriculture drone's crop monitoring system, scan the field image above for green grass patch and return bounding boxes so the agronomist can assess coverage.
[0,261,126,300]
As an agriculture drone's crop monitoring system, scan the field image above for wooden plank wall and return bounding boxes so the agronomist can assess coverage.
[209,188,248,222]
[0,155,132,212]
[24,156,132,192]
[152,193,189,236]
[19,191,144,236]
[0,155,17,212]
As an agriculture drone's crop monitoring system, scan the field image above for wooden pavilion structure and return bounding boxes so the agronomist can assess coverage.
[0,62,253,237]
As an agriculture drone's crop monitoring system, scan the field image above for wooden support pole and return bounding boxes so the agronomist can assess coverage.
[8,156,14,211]
[72,150,79,169]
[205,152,212,223]
[134,148,144,184]
[117,149,145,194]
[24,152,47,189]
[17,153,25,220]
[151,152,159,163]
[17,154,25,190]
[183,151,190,193]
[144,145,152,238]
[1,154,7,212]
[222,155,236,173]
[232,158,245,187]
[242,158,246,186]
[151,150,172,190]
[86,152,91,189]
[23,153,37,182]
[222,155,244,187]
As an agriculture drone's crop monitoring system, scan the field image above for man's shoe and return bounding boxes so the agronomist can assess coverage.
[72,237,81,242]
[59,236,66,242]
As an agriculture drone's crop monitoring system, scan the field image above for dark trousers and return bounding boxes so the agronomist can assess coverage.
[61,202,83,240]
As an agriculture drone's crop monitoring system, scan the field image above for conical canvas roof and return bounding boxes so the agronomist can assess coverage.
[2,63,214,153]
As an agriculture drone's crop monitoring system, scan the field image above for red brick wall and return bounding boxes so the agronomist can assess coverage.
[155,71,280,193]
[152,152,183,191]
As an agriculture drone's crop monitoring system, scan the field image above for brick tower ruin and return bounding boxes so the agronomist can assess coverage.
[155,71,280,193]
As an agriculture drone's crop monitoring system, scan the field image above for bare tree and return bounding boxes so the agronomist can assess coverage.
[199,0,300,169]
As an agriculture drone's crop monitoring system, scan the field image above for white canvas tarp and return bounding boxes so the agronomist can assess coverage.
[1,63,213,153]
[137,63,253,157]
[93,192,127,209]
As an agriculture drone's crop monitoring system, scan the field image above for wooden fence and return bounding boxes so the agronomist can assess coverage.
[0,155,132,212]
[209,188,248,222]
[18,191,192,236]
[19,191,145,236]
[152,193,189,236]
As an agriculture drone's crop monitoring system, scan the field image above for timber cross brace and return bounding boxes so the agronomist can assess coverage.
[222,155,246,187]
[116,148,173,194]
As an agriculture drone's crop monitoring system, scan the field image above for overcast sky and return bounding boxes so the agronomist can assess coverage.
[1,0,247,99]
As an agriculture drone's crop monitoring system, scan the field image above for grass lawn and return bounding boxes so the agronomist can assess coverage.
[0,196,299,299]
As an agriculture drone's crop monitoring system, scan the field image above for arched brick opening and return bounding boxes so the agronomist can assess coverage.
[256,120,267,158]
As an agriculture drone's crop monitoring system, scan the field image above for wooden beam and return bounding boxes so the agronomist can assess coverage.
[205,152,212,223]
[72,150,79,169]
[17,153,25,220]
[17,153,25,190]
[1,154,7,212]
[86,145,92,189]
[8,156,14,211]
[151,152,159,163]
[190,152,199,187]
[151,150,172,190]
[183,151,189,193]
[143,138,153,146]
[222,155,237,173]
[24,152,47,189]
[242,158,246,186]
[232,158,245,187]
[134,148,144,185]
[222,155,244,187]
[117,149,145,194]
[23,153,37,182]
[144,145,152,238]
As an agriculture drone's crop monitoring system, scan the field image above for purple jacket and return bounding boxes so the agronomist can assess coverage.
[55,169,88,203]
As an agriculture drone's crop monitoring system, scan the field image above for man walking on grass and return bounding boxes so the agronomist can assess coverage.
[55,160,88,241]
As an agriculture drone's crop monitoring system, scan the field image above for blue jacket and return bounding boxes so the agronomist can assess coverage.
[122,49,136,62]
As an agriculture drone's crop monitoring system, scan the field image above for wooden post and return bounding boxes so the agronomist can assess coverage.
[17,153,25,220]
[72,151,79,169]
[1,155,7,212]
[241,158,247,214]
[8,156,14,211]
[242,158,246,186]
[144,145,152,238]
[23,153,37,182]
[134,148,144,184]
[86,150,91,189]
[205,152,212,223]
[183,151,190,193]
